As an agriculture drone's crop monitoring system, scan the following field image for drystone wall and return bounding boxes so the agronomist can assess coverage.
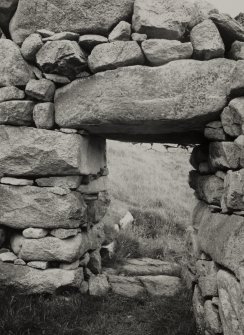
[0,0,244,334]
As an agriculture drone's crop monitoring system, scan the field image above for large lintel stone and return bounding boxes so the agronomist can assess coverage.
[0,126,106,177]
[55,59,235,143]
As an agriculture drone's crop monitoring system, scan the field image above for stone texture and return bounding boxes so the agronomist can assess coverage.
[78,35,108,52]
[210,13,244,44]
[27,261,48,270]
[229,41,244,60]
[36,176,82,189]
[138,275,182,297]
[0,252,17,263]
[194,202,244,276]
[190,19,224,60]
[0,177,33,186]
[231,61,244,96]
[108,21,131,42]
[0,126,106,177]
[198,275,218,297]
[88,41,145,74]
[87,249,102,275]
[78,177,107,194]
[234,135,244,168]
[141,39,193,66]
[26,79,55,102]
[0,39,33,87]
[50,228,80,240]
[33,103,54,129]
[209,142,240,170]
[14,259,26,266]
[21,33,43,62]
[10,0,134,45]
[23,228,48,239]
[36,41,87,78]
[79,253,90,267]
[204,300,222,334]
[119,258,181,277]
[132,0,194,40]
[190,173,224,206]
[193,285,206,332]
[89,274,110,296]
[43,73,70,85]
[0,185,86,229]
[0,100,34,126]
[0,0,18,32]
[55,59,235,141]
[0,87,25,103]
[0,262,83,294]
[204,121,226,141]
[59,260,80,270]
[108,275,144,297]
[131,33,147,42]
[221,98,244,138]
[15,234,83,262]
[189,0,218,29]
[222,169,244,211]
[217,270,244,335]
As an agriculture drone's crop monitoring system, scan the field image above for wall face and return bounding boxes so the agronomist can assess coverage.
[0,0,244,333]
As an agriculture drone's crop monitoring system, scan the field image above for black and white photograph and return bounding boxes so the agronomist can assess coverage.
[0,0,243,334]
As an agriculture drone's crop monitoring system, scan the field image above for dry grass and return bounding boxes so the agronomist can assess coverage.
[106,141,196,264]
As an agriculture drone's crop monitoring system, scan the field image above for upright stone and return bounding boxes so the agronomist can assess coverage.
[10,0,134,45]
[0,39,33,87]
[221,98,244,138]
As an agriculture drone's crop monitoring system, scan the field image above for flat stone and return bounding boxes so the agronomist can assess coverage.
[0,39,33,87]
[0,185,87,229]
[89,274,110,296]
[221,98,244,138]
[60,260,80,270]
[0,0,18,32]
[0,262,84,294]
[78,35,108,52]
[138,275,183,297]
[209,142,240,170]
[50,228,80,240]
[23,228,48,239]
[27,261,48,270]
[21,33,43,62]
[43,32,79,42]
[222,169,244,211]
[14,259,26,266]
[33,102,54,129]
[0,100,34,126]
[229,41,244,60]
[59,128,78,134]
[14,234,84,262]
[0,252,17,263]
[132,0,194,40]
[0,87,25,103]
[194,202,244,276]
[0,177,33,186]
[189,173,224,206]
[55,59,235,142]
[36,176,82,189]
[141,39,193,66]
[204,300,222,334]
[190,19,225,60]
[204,121,227,141]
[131,33,147,42]
[36,41,87,78]
[78,177,107,194]
[10,0,134,45]
[0,126,106,176]
[43,73,71,85]
[37,29,54,38]
[88,41,145,74]
[26,79,55,102]
[217,270,244,335]
[87,249,102,275]
[108,21,131,42]
[210,13,244,44]
[119,258,181,277]
[108,275,145,297]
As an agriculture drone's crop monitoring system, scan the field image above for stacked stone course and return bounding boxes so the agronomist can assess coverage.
[0,0,244,333]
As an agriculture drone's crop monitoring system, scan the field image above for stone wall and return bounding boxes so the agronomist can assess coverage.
[0,0,244,333]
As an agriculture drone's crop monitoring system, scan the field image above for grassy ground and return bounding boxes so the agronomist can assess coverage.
[0,141,197,335]
[106,141,196,264]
